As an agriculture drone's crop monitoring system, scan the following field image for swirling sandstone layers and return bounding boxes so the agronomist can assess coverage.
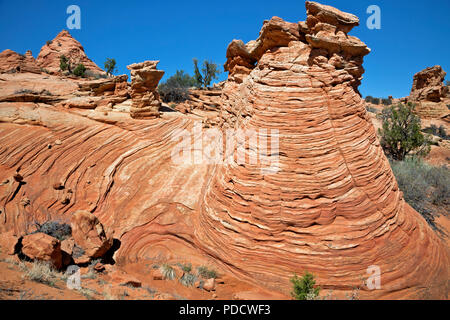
[0,1,448,300]
[197,1,449,298]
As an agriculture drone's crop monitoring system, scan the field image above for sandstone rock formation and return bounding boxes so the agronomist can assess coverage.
[410,66,447,102]
[21,233,63,269]
[36,30,105,75]
[127,61,164,119]
[71,210,112,260]
[0,1,447,300]
[407,66,449,119]
[0,49,41,74]
[197,0,449,299]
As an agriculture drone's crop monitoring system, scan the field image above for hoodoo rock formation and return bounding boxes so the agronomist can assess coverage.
[0,1,448,300]
[36,30,105,75]
[408,65,449,119]
[127,61,164,119]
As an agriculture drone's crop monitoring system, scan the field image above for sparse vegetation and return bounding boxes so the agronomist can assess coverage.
[290,271,321,300]
[378,102,431,160]
[160,264,176,280]
[193,59,220,88]
[22,261,61,287]
[33,220,71,241]
[381,97,392,106]
[180,273,197,287]
[60,55,69,72]
[14,89,38,95]
[423,124,449,140]
[46,40,52,46]
[104,58,117,76]
[365,95,380,105]
[73,63,86,77]
[196,266,217,279]
[158,70,197,103]
[366,105,378,114]
[390,158,449,230]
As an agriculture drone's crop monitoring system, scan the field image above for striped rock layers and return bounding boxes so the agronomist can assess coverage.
[127,60,164,119]
[197,1,449,298]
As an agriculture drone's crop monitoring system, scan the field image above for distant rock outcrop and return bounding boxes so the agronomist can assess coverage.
[36,30,105,75]
[127,61,164,119]
[0,49,41,74]
[408,66,449,119]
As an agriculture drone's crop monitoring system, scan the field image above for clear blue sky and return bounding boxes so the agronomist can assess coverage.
[0,0,449,98]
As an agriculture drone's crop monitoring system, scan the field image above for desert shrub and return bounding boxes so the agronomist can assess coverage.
[193,59,220,88]
[378,102,431,160]
[84,69,107,79]
[390,158,449,229]
[34,221,71,241]
[196,266,217,279]
[180,273,197,287]
[14,89,38,95]
[60,55,69,72]
[423,124,449,140]
[23,261,60,286]
[176,262,192,273]
[365,96,381,105]
[158,70,197,103]
[381,98,392,106]
[46,40,52,46]
[104,58,117,76]
[73,63,86,77]
[160,264,175,280]
[290,271,320,300]
[446,80,450,86]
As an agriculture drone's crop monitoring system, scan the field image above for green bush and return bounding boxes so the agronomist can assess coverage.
[73,63,86,77]
[290,271,320,300]
[196,266,217,279]
[378,102,431,160]
[104,58,117,76]
[158,70,197,103]
[381,98,392,106]
[60,55,69,72]
[193,59,220,88]
[390,158,449,230]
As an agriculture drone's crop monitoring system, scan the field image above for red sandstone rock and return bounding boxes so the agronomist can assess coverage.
[0,49,41,74]
[21,233,63,269]
[110,270,141,287]
[70,210,112,259]
[203,278,216,292]
[127,60,164,119]
[36,30,105,75]
[410,66,447,102]
[0,231,19,255]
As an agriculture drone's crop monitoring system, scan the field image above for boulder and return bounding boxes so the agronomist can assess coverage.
[0,231,19,255]
[21,233,62,269]
[70,210,112,260]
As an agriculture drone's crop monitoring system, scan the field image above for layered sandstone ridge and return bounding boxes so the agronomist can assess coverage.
[197,1,448,298]
[0,49,41,74]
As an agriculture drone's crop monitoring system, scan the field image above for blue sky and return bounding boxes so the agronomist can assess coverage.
[0,0,449,98]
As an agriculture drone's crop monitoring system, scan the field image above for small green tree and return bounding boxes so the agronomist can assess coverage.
[73,63,86,77]
[192,58,220,88]
[378,102,430,161]
[290,271,320,300]
[60,55,69,72]
[104,58,117,76]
